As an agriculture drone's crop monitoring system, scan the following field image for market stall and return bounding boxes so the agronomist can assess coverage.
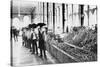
[46,26,97,63]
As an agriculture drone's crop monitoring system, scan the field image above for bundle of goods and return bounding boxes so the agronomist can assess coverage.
[47,32,55,41]
[63,32,76,42]
[82,29,97,54]
[68,28,88,47]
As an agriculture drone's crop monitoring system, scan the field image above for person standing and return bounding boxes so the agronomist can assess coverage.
[38,27,43,57]
[42,27,48,58]
[31,28,38,54]
[34,29,38,55]
[27,28,32,51]
[38,27,46,58]
[22,28,25,46]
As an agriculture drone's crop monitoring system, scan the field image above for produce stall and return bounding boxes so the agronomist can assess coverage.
[46,26,97,63]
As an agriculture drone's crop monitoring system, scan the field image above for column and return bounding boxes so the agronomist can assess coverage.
[62,3,65,33]
[48,3,53,32]
[73,4,80,27]
[40,2,43,23]
[55,3,63,34]
[64,4,68,33]
[44,2,47,25]
[53,3,55,33]
[83,5,88,27]
[68,4,73,32]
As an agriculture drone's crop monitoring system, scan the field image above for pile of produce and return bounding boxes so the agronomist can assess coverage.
[62,44,97,62]
[63,26,97,54]
[47,39,97,62]
[47,25,97,62]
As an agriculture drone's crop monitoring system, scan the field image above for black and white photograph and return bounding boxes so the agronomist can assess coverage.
[10,0,98,66]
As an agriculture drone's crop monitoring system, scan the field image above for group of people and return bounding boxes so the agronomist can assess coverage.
[22,24,48,59]
[11,27,19,42]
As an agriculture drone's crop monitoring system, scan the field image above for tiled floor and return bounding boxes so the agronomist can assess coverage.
[12,36,58,67]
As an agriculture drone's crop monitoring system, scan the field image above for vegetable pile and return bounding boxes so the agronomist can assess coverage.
[47,25,97,62]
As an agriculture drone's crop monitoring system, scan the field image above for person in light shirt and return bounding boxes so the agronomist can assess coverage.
[26,28,32,51]
[31,28,38,54]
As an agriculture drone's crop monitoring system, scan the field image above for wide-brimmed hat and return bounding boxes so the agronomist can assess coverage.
[37,23,46,27]
[28,23,37,28]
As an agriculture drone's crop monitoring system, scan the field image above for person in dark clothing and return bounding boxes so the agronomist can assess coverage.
[42,31,47,58]
[38,27,43,57]
[42,27,48,58]
[38,27,46,58]
[22,30,27,47]
[66,26,69,33]
[22,28,26,46]
[22,31,25,46]
[12,28,18,42]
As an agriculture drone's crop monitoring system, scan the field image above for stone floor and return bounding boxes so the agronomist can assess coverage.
[12,36,58,67]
